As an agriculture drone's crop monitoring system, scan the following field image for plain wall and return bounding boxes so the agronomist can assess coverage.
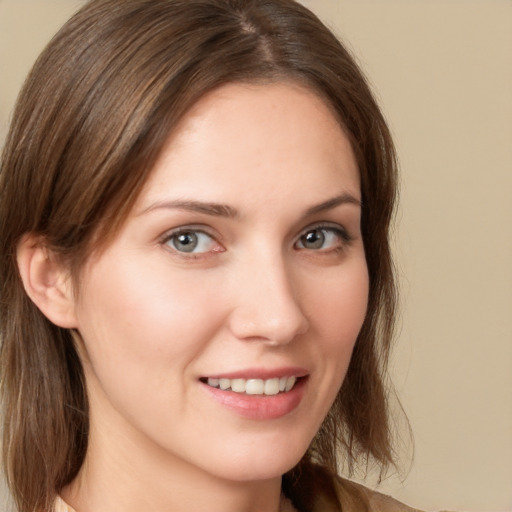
[1,1,511,511]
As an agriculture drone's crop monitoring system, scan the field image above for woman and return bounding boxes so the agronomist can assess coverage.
[0,0,418,511]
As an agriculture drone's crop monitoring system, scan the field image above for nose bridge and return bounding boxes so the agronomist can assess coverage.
[228,245,309,344]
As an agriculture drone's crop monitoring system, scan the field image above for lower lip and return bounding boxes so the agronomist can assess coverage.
[201,377,307,420]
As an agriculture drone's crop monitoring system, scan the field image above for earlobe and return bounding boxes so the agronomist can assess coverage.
[16,234,78,329]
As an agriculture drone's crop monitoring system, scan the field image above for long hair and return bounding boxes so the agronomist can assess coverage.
[0,1,399,511]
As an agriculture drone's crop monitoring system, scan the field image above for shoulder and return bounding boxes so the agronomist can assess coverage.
[330,476,424,512]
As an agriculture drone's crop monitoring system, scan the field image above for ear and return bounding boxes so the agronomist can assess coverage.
[16,234,78,328]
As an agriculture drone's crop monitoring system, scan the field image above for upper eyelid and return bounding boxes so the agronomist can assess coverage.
[159,224,220,242]
[297,222,352,238]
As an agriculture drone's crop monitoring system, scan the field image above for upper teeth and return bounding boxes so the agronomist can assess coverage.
[206,376,297,395]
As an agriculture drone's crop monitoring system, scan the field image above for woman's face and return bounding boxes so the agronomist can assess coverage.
[72,82,368,483]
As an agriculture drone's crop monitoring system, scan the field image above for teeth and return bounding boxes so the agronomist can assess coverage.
[246,379,264,395]
[264,378,279,395]
[208,378,220,388]
[284,377,295,392]
[206,376,297,395]
[231,379,245,392]
[219,378,230,390]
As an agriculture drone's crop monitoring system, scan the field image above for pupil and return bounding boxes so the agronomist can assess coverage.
[175,232,197,252]
[304,230,324,249]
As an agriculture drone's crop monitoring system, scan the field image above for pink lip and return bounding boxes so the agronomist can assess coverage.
[200,375,308,421]
[203,366,308,380]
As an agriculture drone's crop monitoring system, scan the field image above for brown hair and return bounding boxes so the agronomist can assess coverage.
[0,1,399,511]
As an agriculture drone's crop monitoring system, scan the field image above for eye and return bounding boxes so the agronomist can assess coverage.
[164,229,220,254]
[295,226,350,251]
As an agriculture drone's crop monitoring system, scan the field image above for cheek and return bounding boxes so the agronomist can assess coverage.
[308,258,369,394]
[73,254,231,437]
[311,260,369,343]
[74,253,227,384]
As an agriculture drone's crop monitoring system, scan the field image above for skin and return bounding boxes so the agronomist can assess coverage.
[52,82,369,512]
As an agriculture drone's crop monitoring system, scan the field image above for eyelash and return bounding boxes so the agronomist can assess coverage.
[159,223,354,258]
[295,224,354,253]
[160,226,223,259]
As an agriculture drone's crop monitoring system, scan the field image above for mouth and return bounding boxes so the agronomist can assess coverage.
[199,371,308,420]
[200,376,300,396]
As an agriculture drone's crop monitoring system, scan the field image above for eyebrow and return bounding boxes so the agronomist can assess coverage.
[139,193,361,219]
[139,200,239,218]
[304,193,362,216]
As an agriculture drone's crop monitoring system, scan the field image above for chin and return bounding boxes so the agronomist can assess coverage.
[201,439,308,483]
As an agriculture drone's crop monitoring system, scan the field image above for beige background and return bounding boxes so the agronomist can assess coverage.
[1,1,511,511]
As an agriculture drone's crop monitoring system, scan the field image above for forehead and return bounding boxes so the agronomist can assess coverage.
[135,81,360,213]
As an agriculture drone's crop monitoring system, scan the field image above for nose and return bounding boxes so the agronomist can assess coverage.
[227,251,309,346]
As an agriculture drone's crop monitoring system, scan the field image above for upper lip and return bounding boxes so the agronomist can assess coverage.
[201,367,309,380]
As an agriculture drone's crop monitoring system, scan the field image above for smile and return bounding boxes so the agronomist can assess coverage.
[203,376,297,396]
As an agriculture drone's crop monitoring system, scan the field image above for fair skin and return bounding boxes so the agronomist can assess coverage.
[18,82,368,512]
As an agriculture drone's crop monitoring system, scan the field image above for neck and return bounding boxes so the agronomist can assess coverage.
[61,407,283,512]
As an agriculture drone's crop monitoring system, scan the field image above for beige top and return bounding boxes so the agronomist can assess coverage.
[54,496,75,512]
[329,478,424,512]
[54,479,423,512]
[54,495,297,512]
